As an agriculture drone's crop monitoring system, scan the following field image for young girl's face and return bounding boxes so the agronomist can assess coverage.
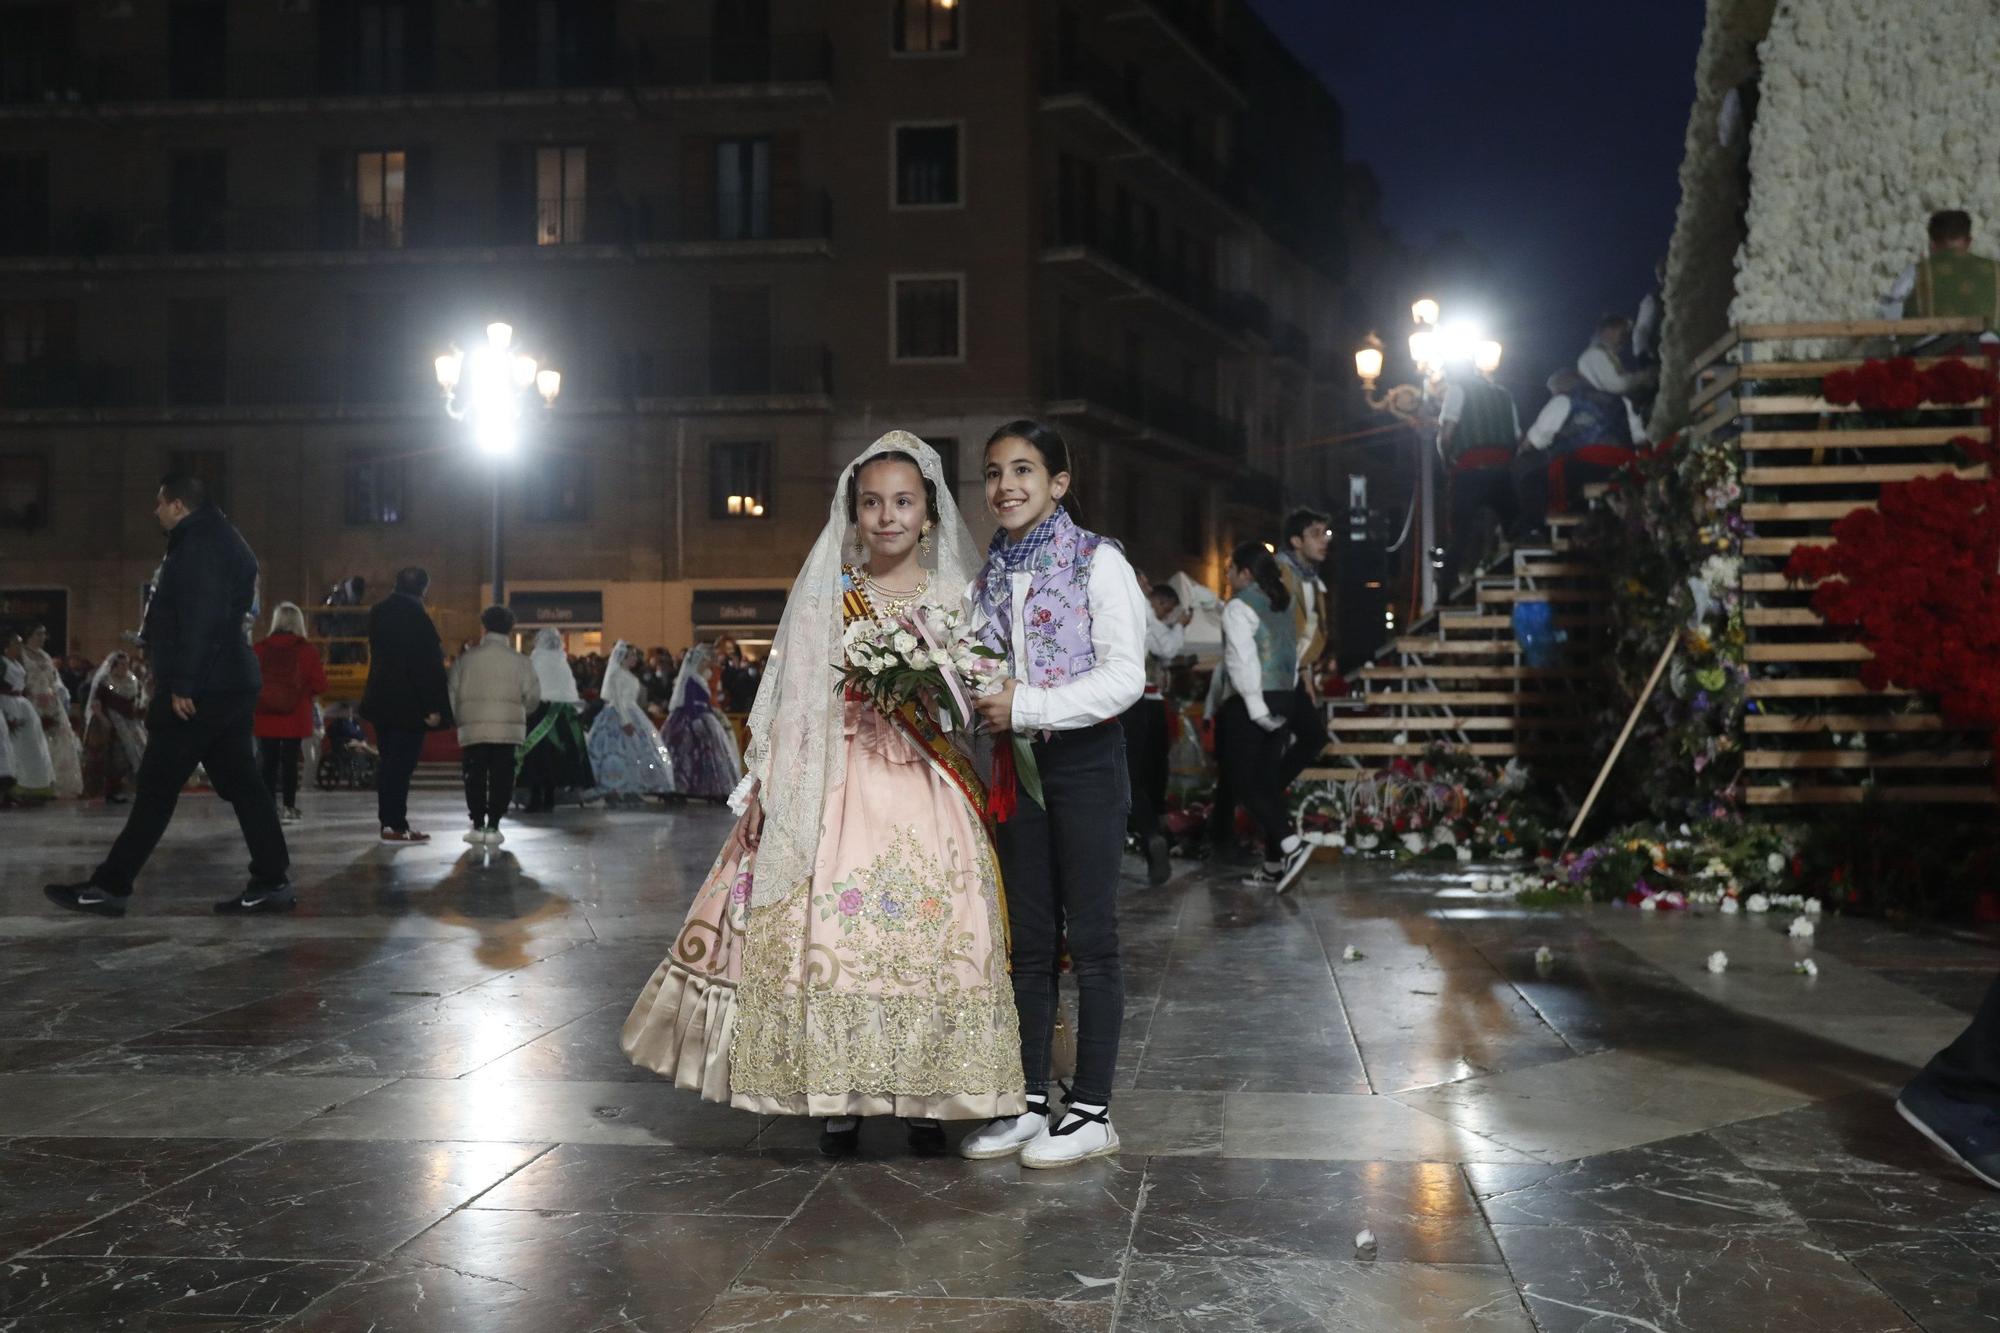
[983,436,1069,538]
[854,458,928,562]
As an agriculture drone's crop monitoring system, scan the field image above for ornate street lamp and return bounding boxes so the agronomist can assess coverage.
[434,321,561,607]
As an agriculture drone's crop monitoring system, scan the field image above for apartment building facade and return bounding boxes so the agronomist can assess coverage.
[0,0,1351,655]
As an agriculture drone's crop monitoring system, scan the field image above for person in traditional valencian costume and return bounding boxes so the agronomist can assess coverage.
[81,651,148,803]
[661,641,745,802]
[622,431,1024,1157]
[960,419,1147,1169]
[22,626,83,798]
[517,629,595,811]
[585,641,676,805]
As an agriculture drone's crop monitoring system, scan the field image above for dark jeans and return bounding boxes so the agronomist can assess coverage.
[461,742,515,827]
[1514,451,1620,533]
[1919,972,2000,1108]
[992,722,1129,1107]
[92,690,290,897]
[375,726,426,832]
[1119,696,1169,841]
[1217,691,1296,861]
[258,737,301,808]
[1444,464,1517,589]
[1277,685,1327,790]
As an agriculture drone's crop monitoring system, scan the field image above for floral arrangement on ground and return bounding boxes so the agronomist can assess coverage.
[1291,745,1560,863]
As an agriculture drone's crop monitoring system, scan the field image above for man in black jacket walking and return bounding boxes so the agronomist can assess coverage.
[46,475,293,916]
[361,566,449,842]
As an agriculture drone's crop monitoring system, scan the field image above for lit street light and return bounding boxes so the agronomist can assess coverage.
[434,320,561,608]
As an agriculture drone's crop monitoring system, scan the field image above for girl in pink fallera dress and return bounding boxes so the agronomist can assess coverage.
[622,432,1024,1156]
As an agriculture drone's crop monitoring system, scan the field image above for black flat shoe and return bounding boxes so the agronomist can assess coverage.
[44,882,127,918]
[215,881,297,915]
[819,1117,861,1158]
[905,1118,947,1157]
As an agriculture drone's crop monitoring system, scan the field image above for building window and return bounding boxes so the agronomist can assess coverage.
[355,150,406,248]
[893,124,961,208]
[0,300,72,408]
[534,145,587,245]
[343,449,407,526]
[891,274,964,362]
[0,454,49,531]
[169,0,227,100]
[168,449,228,512]
[715,138,772,241]
[709,440,772,519]
[525,453,592,522]
[892,0,960,53]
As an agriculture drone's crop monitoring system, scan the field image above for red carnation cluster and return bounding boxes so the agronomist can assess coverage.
[1819,357,1993,411]
[1786,473,2000,734]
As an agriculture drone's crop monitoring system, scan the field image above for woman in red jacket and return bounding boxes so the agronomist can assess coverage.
[253,602,328,823]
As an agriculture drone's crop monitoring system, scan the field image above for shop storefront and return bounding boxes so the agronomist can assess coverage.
[690,587,788,659]
[507,590,605,655]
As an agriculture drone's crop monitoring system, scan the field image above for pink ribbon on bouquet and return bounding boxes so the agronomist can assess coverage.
[910,608,972,731]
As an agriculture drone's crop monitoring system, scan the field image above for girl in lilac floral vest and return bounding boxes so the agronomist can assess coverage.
[964,419,1148,1169]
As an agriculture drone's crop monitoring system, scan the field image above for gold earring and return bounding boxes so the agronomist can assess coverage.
[920,522,933,556]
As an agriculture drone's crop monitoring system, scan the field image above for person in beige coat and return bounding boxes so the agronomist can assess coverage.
[447,605,540,845]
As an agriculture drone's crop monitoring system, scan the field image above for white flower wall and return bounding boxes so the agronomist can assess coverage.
[1655,0,2000,435]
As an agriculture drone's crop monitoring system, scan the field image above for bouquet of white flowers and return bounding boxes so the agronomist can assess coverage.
[838,605,1001,732]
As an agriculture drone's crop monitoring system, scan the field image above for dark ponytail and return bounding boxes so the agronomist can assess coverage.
[1230,541,1290,612]
[984,418,1082,519]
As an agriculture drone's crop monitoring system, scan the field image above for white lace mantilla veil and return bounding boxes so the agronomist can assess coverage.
[669,641,716,713]
[740,430,983,915]
[531,628,581,705]
[602,640,641,711]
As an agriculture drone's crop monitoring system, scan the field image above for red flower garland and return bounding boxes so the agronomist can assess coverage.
[1820,357,1990,412]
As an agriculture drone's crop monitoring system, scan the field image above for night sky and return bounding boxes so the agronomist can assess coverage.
[1248,1,1707,395]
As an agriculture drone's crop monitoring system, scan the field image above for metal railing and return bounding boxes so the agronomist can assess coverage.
[1044,210,1229,328]
[1043,348,1244,456]
[1043,48,1243,205]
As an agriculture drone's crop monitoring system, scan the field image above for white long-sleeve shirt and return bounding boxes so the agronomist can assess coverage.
[1142,606,1186,699]
[1577,344,1653,397]
[1880,262,1918,319]
[978,541,1148,732]
[1524,395,1571,452]
[1216,598,1272,723]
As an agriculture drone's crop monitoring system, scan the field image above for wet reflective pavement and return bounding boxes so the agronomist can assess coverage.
[1,792,1996,1330]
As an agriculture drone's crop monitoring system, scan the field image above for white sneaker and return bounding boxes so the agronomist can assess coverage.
[484,826,505,846]
[280,806,303,824]
[1021,1102,1120,1169]
[463,828,487,845]
[958,1100,1052,1160]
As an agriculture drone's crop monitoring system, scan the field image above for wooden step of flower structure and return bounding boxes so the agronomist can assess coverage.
[1744,536,1824,558]
[1320,742,1591,760]
[1734,395,1990,417]
[1741,500,1874,522]
[1746,713,1951,733]
[1476,586,1604,604]
[1744,607,1828,627]
[1329,716,1592,732]
[1514,561,1597,579]
[1745,678,1910,698]
[1391,637,1594,657]
[1745,642,1871,663]
[1744,750,1991,770]
[1437,613,1608,633]
[1355,665,1597,682]
[1746,784,1999,806]
[1360,690,1591,706]
[1294,767,1373,783]
[1743,572,1819,592]
[1738,425,1986,451]
[1742,463,1987,486]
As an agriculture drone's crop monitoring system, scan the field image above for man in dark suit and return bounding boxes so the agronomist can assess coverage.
[361,566,449,842]
[46,474,293,916]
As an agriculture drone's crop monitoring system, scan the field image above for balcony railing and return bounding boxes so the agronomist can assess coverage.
[630,345,832,399]
[1044,348,1244,457]
[3,38,830,106]
[1044,212,1229,329]
[1044,48,1243,206]
[22,192,832,260]
[626,189,832,244]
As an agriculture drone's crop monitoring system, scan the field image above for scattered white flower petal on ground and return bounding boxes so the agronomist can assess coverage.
[1720,897,1741,915]
[1805,898,1824,916]
[1767,853,1786,874]
[1706,951,1730,974]
[1795,959,1819,977]
[1354,1229,1377,1257]
[1746,894,1771,914]
[1640,896,1659,912]
[1789,917,1815,940]
[1534,945,1554,970]
[1342,946,1364,962]
[1455,846,1474,864]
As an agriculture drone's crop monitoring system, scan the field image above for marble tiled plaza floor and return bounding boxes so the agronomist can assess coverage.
[1,792,1998,1331]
